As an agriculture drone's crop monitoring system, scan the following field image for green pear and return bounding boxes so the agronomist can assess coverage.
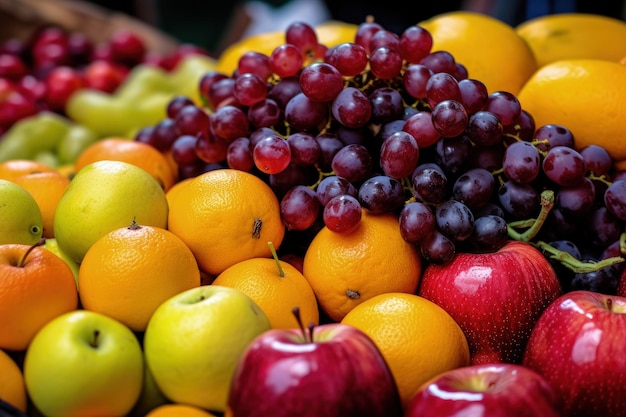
[0,179,44,245]
[53,160,169,264]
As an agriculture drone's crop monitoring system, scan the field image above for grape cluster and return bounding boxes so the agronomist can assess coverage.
[134,19,626,293]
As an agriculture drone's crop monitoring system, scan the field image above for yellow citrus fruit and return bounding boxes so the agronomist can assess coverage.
[212,256,319,329]
[74,137,178,191]
[516,12,626,69]
[78,221,201,332]
[518,59,626,162]
[216,21,358,76]
[12,171,71,239]
[0,159,57,181]
[419,11,537,94]
[0,349,27,413]
[302,211,422,322]
[167,168,285,276]
[145,404,219,417]
[341,292,470,408]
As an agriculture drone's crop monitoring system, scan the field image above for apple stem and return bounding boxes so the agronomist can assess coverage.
[307,322,315,343]
[16,238,45,268]
[292,306,306,339]
[268,241,285,277]
[607,298,614,312]
[90,330,100,348]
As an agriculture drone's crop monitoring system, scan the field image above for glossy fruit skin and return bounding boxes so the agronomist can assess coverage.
[225,323,403,417]
[523,290,626,417]
[406,363,564,417]
[418,240,562,364]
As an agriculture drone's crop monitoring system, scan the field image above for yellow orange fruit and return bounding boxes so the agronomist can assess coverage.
[74,137,178,191]
[145,404,219,417]
[302,211,422,322]
[516,12,626,69]
[0,159,57,181]
[212,255,319,329]
[0,349,27,413]
[341,292,470,408]
[12,171,71,238]
[419,11,537,94]
[0,243,78,351]
[167,168,285,276]
[78,221,201,332]
[518,59,626,162]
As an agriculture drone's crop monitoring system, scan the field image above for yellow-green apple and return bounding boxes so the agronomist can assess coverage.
[0,179,43,245]
[143,285,271,413]
[53,159,168,263]
[418,240,562,364]
[523,290,626,417]
[42,237,79,285]
[225,308,403,417]
[405,363,564,417]
[23,310,144,417]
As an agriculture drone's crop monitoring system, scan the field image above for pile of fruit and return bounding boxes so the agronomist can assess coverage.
[1,9,626,417]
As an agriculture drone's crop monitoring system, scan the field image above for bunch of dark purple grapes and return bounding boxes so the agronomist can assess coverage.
[133,19,626,294]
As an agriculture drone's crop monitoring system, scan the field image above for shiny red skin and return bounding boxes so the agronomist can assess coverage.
[523,290,626,417]
[406,363,564,417]
[418,240,562,364]
[225,323,402,417]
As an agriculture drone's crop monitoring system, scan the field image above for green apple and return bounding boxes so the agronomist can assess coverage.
[53,160,169,263]
[143,285,271,413]
[23,310,144,417]
[43,238,79,285]
[0,179,43,245]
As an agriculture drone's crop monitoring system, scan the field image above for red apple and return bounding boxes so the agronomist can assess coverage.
[617,267,626,296]
[43,66,86,113]
[225,308,402,417]
[406,363,564,417]
[84,60,128,93]
[109,30,146,67]
[523,290,626,417]
[418,240,562,364]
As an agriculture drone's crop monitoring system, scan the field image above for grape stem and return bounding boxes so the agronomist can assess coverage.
[507,189,626,273]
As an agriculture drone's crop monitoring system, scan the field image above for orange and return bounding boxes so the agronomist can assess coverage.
[0,242,78,351]
[0,159,57,181]
[215,21,358,76]
[302,211,422,322]
[12,171,71,238]
[164,177,193,208]
[145,404,219,417]
[341,292,470,409]
[212,255,319,329]
[518,59,626,163]
[74,137,178,191]
[167,168,285,276]
[78,221,201,332]
[516,13,626,69]
[419,11,537,94]
[0,349,27,413]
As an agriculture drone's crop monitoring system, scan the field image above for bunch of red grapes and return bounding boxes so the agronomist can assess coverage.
[133,20,626,294]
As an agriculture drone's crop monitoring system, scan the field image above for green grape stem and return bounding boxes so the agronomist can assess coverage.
[507,189,626,273]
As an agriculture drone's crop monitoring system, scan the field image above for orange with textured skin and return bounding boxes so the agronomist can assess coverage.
[0,242,78,351]
[0,160,57,181]
[78,221,201,332]
[167,168,285,276]
[303,211,422,322]
[145,404,219,417]
[342,292,470,408]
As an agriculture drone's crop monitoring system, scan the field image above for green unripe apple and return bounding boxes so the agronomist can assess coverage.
[0,179,43,245]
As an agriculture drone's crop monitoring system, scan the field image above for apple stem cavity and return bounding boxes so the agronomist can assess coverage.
[508,189,626,273]
[16,238,45,267]
[268,241,285,277]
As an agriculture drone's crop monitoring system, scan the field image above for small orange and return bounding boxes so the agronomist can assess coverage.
[74,137,178,191]
[341,292,470,409]
[145,404,219,417]
[78,221,201,332]
[0,349,27,413]
[167,168,285,276]
[12,171,71,238]
[419,11,537,94]
[0,241,78,351]
[212,253,319,329]
[518,59,626,162]
[302,211,422,322]
[0,159,57,181]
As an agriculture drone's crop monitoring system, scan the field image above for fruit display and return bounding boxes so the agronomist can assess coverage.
[1,6,626,417]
